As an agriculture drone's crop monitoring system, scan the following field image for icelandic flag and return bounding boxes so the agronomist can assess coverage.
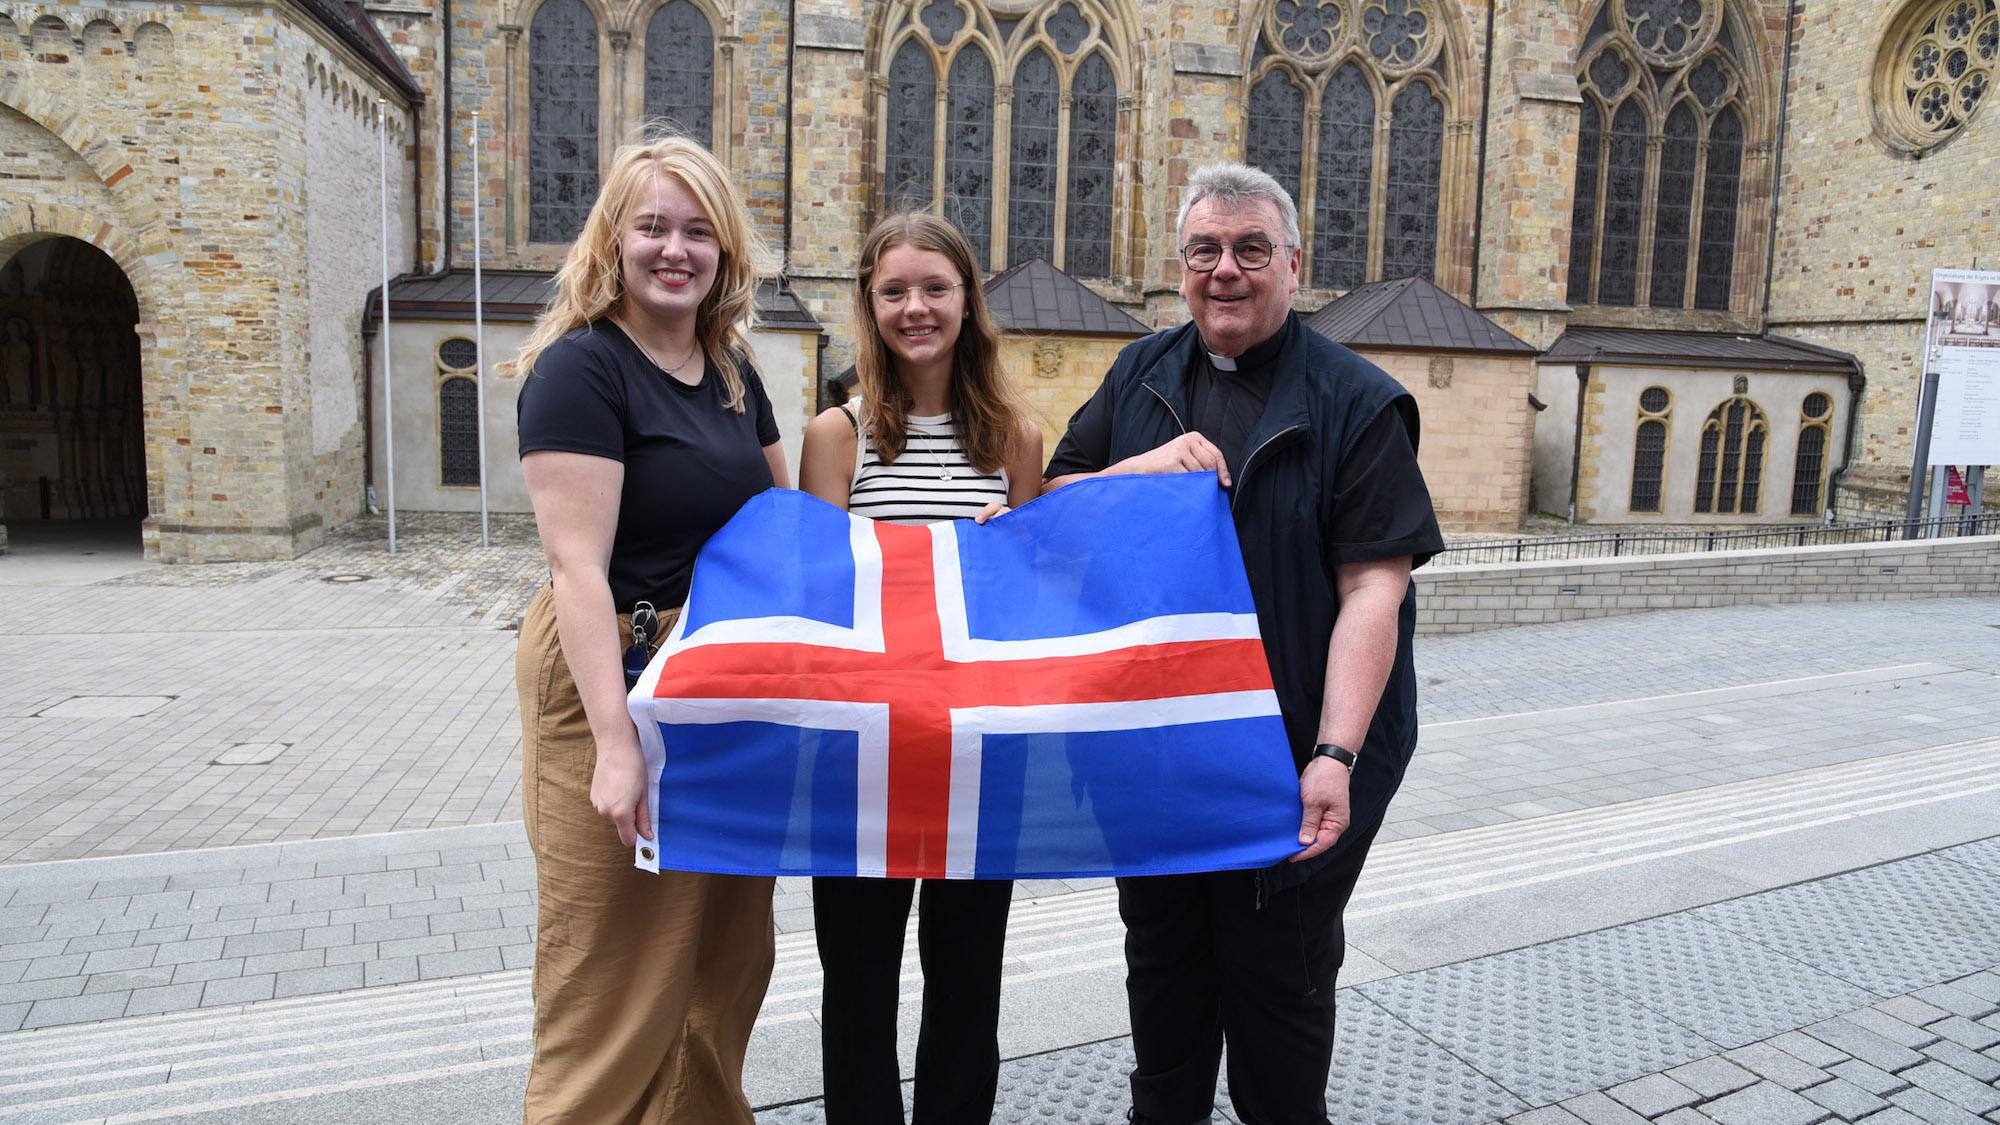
[626,472,1303,880]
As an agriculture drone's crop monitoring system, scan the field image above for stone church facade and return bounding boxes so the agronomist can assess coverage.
[0,0,1993,556]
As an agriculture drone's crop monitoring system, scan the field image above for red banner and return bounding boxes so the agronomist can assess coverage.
[1946,466,1972,507]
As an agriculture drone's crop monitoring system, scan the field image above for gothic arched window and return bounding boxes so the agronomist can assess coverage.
[1790,391,1832,516]
[1630,385,1671,513]
[1568,1,1757,311]
[643,0,715,147]
[877,0,1126,277]
[437,338,481,488]
[1694,395,1766,514]
[1245,0,1458,289]
[528,0,600,244]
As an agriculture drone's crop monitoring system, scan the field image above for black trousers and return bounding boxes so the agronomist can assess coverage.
[812,875,1014,1125]
[1117,824,1379,1125]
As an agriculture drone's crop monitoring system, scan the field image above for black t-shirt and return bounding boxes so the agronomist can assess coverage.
[1046,338,1440,571]
[517,321,780,611]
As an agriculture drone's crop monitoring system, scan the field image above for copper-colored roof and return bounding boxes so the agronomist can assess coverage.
[1303,276,1536,355]
[983,257,1150,337]
[1539,327,1860,373]
[363,271,823,332]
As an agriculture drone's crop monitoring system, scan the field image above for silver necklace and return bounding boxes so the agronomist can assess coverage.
[620,320,698,378]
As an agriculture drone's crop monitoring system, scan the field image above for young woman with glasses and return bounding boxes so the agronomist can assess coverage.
[797,212,1043,1124]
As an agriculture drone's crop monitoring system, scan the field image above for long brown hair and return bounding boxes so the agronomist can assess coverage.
[852,212,1026,473]
[502,133,766,411]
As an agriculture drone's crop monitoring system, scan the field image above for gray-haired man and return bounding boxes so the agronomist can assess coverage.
[1044,163,1442,1124]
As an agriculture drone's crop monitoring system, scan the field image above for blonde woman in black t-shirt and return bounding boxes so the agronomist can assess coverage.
[507,134,785,1125]
[797,213,1043,1125]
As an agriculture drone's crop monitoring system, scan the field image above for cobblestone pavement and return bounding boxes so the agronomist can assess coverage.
[0,521,1995,1122]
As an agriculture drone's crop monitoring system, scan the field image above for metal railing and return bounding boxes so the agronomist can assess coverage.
[1435,512,2000,566]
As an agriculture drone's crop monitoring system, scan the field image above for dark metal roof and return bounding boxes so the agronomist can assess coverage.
[299,0,422,102]
[1538,327,1861,373]
[362,270,823,331]
[982,257,1150,337]
[1302,276,1536,355]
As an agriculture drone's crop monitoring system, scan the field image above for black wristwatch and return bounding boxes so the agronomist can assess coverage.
[1311,742,1357,770]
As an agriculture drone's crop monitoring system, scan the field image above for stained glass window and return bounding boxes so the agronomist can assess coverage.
[885,40,937,213]
[1008,49,1061,267]
[644,0,714,148]
[881,2,1123,277]
[1383,82,1443,280]
[438,337,478,371]
[1630,419,1667,512]
[439,377,480,487]
[1313,64,1374,289]
[943,48,996,263]
[1695,107,1741,310]
[1065,53,1118,277]
[1695,396,1765,514]
[1572,0,1756,310]
[1650,103,1698,308]
[1247,71,1307,213]
[1791,423,1827,515]
[1568,99,1602,305]
[528,0,599,244]
[1598,100,1648,307]
[1878,0,1998,152]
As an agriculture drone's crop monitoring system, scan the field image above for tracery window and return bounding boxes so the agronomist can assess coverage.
[1694,395,1765,514]
[1245,0,1454,289]
[1875,0,1997,155]
[643,0,715,147]
[1790,391,1832,516]
[437,338,481,488]
[878,0,1124,277]
[1629,385,1671,513]
[528,0,601,244]
[1568,0,1755,310]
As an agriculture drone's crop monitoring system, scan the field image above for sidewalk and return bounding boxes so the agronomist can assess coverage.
[2,522,1996,1122]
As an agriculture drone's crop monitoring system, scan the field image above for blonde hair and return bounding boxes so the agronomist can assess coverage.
[504,133,767,411]
[852,212,1027,474]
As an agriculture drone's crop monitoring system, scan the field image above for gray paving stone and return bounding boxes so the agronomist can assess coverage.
[63,930,137,954]
[0,975,86,1004]
[1555,1091,1651,1124]
[123,890,194,914]
[185,918,256,940]
[1725,1041,1834,1090]
[1847,1110,1926,1125]
[1700,1081,1833,1125]
[1827,1059,1909,1097]
[354,916,430,943]
[1895,1061,2000,1115]
[123,981,207,1015]
[220,929,303,958]
[217,900,292,921]
[1773,1030,1855,1070]
[1909,982,1999,1020]
[1876,996,1953,1027]
[83,966,177,992]
[0,1001,26,1032]
[451,926,528,952]
[1884,1088,1990,1125]
[131,925,192,946]
[266,876,347,902]
[0,937,71,962]
[381,934,456,959]
[429,908,502,935]
[189,883,270,908]
[1925,1015,2000,1051]
[1808,1019,1930,1073]
[1948,972,2000,1004]
[274,963,364,999]
[325,942,377,966]
[200,973,276,1006]
[79,945,157,974]
[1323,992,1527,1124]
[1850,1007,1944,1049]
[419,948,503,979]
[1919,1040,2000,1083]
[22,989,133,1029]
[1504,1109,1589,1124]
[1651,1111,1710,1125]
[242,949,326,975]
[1664,1056,1760,1099]
[1801,1076,1890,1121]
[150,937,226,965]
[1606,1072,1701,1116]
[169,957,246,984]
[364,956,421,987]
[18,953,86,981]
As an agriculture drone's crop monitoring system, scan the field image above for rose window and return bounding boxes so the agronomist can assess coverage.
[1880,0,1998,151]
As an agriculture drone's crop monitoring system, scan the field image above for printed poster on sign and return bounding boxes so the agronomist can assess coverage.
[1923,268,2000,466]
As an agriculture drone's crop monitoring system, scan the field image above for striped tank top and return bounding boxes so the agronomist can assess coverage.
[844,404,1009,525]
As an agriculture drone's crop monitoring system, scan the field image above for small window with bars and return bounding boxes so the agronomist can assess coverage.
[1790,391,1833,516]
[1629,386,1671,513]
[437,338,481,488]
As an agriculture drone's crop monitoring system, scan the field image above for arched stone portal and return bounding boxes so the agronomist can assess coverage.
[0,236,146,527]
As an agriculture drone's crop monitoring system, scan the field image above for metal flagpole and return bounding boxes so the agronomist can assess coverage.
[471,111,491,548]
[378,100,399,554]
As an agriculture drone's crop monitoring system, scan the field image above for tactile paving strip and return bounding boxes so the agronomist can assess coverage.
[1322,992,1529,1124]
[1694,851,2000,996]
[1357,944,1715,1106]
[1543,912,1880,1048]
[1938,835,2000,876]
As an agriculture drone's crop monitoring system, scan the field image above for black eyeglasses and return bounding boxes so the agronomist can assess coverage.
[1179,239,1290,272]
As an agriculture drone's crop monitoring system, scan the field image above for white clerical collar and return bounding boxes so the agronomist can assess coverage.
[1206,351,1239,371]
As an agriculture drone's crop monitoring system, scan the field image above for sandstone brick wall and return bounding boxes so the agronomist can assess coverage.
[1416,534,2000,634]
[1765,2,2000,512]
[999,334,1133,453]
[1370,350,1537,532]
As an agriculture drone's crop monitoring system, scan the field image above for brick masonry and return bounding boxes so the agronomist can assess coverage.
[1416,533,2000,633]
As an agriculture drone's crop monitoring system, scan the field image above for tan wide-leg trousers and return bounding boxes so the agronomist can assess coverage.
[517,586,776,1125]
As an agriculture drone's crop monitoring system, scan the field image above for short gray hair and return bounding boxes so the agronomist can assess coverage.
[1175,162,1301,248]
